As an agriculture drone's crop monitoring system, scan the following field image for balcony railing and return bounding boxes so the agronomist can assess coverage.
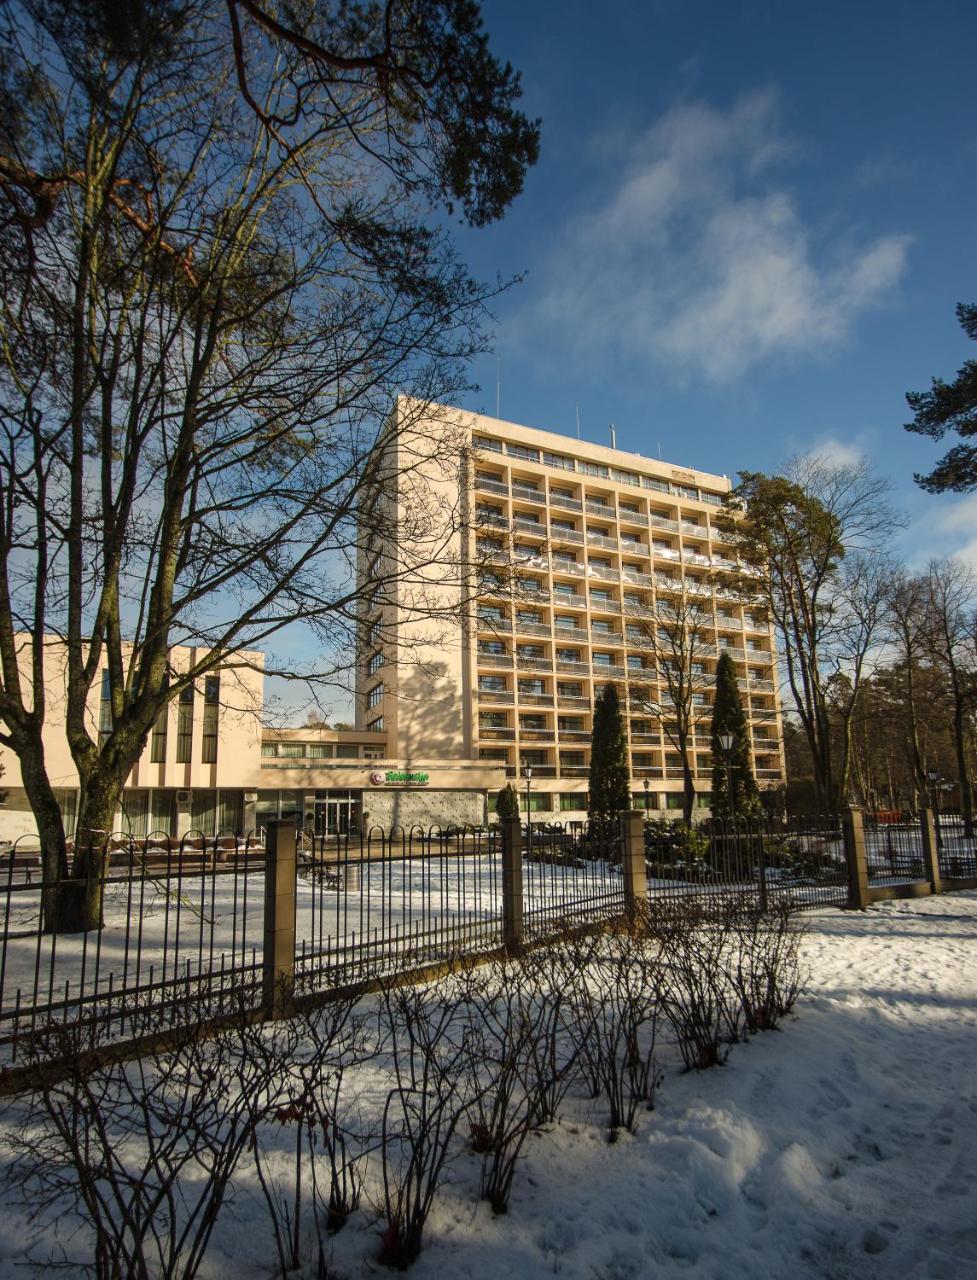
[586,502,616,518]
[476,689,514,703]
[519,729,552,741]
[592,664,626,679]
[556,660,590,675]
[559,765,590,777]
[475,477,508,496]
[553,626,589,643]
[513,517,546,537]
[511,484,547,505]
[518,693,554,706]
[591,630,623,645]
[550,528,584,544]
[476,653,513,667]
[587,564,620,582]
[749,679,775,692]
[551,592,587,609]
[588,597,621,613]
[633,766,664,778]
[557,695,591,709]
[649,516,680,534]
[549,493,583,512]
[586,532,619,551]
[479,727,515,740]
[681,522,706,537]
[513,620,551,637]
[558,729,590,741]
[515,657,553,672]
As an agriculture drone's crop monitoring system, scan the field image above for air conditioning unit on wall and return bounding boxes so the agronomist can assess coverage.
[176,790,191,805]
[244,792,257,803]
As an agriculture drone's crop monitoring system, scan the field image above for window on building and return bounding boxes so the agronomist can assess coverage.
[308,743,333,758]
[627,656,645,670]
[544,451,575,471]
[176,684,194,762]
[552,582,576,596]
[191,789,217,836]
[479,748,509,761]
[261,742,278,757]
[337,744,360,758]
[150,705,168,762]
[520,714,546,730]
[366,683,384,709]
[53,787,79,837]
[592,653,613,667]
[551,518,576,532]
[280,742,306,758]
[552,550,577,564]
[517,576,544,594]
[478,640,507,656]
[558,717,584,731]
[632,790,657,812]
[526,793,551,812]
[555,615,577,629]
[479,676,508,692]
[201,675,220,763]
[151,789,176,835]
[559,751,585,766]
[516,609,543,625]
[121,789,150,837]
[643,477,670,493]
[507,444,539,462]
[579,462,609,478]
[557,648,581,662]
[366,718,384,733]
[558,682,583,697]
[518,678,545,695]
[474,434,503,453]
[481,712,508,728]
[516,644,545,658]
[560,793,585,811]
[367,651,384,676]
[592,620,613,634]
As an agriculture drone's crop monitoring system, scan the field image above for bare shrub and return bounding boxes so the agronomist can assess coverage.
[5,1012,296,1279]
[649,896,742,1071]
[580,927,665,1140]
[377,972,476,1269]
[249,991,377,1276]
[461,955,540,1215]
[517,928,600,1125]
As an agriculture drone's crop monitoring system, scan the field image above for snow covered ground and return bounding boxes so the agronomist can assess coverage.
[1,892,976,1279]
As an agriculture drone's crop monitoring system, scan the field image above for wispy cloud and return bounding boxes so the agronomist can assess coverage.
[901,492,977,572]
[800,437,867,470]
[519,89,911,382]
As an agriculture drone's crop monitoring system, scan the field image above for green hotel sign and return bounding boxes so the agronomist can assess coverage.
[370,769,430,786]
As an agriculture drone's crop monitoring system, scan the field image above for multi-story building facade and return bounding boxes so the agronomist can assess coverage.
[357,401,785,819]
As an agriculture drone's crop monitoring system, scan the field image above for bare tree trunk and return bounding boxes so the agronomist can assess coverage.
[17,742,70,933]
[952,698,975,838]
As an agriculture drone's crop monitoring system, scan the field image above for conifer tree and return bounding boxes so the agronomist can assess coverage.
[495,783,520,820]
[588,684,631,819]
[709,653,761,818]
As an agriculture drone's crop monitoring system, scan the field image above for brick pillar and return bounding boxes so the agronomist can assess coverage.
[843,807,870,910]
[501,815,524,954]
[263,820,296,1018]
[620,809,648,915]
[920,808,942,894]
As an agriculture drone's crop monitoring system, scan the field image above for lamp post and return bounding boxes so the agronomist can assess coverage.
[718,731,735,817]
[927,769,943,849]
[643,776,650,813]
[524,764,533,852]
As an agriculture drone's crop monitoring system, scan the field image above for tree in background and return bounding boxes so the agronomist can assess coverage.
[719,458,897,811]
[0,1,539,930]
[904,303,977,492]
[588,684,630,820]
[709,653,760,819]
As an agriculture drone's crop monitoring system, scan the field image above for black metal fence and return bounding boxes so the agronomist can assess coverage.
[933,812,977,879]
[645,814,851,911]
[2,806,973,1068]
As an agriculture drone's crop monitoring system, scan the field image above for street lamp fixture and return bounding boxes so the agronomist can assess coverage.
[523,764,533,845]
[718,732,735,816]
[643,776,650,812]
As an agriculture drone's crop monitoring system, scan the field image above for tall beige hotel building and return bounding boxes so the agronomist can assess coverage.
[356,400,784,821]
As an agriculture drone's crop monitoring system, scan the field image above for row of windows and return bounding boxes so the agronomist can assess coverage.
[473,437,722,502]
[261,742,363,759]
[488,790,713,814]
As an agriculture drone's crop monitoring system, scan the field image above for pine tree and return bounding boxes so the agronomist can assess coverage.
[588,684,631,818]
[709,653,761,818]
[904,303,977,493]
[495,783,520,820]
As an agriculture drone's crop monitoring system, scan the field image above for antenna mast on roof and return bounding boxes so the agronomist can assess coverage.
[575,404,581,439]
[610,423,616,450]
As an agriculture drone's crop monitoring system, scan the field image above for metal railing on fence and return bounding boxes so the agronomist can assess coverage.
[3,804,975,1069]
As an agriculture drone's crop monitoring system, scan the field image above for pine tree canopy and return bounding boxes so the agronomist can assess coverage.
[709,652,761,819]
[588,683,631,819]
[905,303,977,493]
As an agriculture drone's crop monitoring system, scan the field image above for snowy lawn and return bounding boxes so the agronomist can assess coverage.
[1,892,975,1279]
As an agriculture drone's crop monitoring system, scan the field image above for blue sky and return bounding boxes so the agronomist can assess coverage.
[451,0,977,559]
[276,0,977,721]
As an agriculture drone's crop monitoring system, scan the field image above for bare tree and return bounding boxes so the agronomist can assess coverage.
[0,2,537,928]
[921,558,977,835]
[628,587,717,825]
[720,457,900,810]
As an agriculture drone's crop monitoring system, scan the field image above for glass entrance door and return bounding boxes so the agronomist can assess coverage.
[314,792,358,835]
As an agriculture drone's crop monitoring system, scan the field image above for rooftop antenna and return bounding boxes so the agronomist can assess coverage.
[657,441,662,459]
[495,355,501,419]
[575,404,581,439]
[610,423,617,450]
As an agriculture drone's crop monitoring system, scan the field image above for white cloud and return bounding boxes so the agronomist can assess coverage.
[520,89,911,382]
[902,493,977,572]
[800,437,866,470]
